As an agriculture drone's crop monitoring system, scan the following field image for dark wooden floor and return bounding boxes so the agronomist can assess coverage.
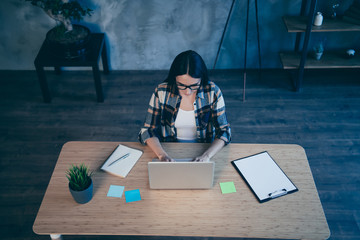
[0,69,359,240]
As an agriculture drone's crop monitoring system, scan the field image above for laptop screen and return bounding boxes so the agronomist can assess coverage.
[148,161,215,189]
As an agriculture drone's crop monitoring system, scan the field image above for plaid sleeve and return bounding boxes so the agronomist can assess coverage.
[211,85,231,145]
[138,88,162,145]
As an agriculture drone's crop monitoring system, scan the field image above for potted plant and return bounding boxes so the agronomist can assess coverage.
[66,163,93,204]
[313,43,324,60]
[26,0,93,58]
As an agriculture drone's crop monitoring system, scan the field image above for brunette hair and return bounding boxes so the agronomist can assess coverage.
[164,50,209,87]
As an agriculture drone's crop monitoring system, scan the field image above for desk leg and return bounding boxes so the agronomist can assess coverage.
[35,64,51,103]
[92,65,104,102]
[101,41,110,74]
[50,234,62,240]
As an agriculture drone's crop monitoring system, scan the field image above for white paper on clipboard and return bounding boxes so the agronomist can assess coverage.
[232,151,298,203]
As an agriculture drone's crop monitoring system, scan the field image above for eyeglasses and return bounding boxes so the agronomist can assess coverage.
[176,82,201,90]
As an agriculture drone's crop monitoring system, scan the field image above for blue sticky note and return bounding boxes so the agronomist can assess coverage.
[107,185,125,198]
[125,189,141,203]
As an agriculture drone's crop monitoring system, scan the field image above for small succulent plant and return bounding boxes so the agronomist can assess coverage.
[66,163,92,191]
[26,0,92,32]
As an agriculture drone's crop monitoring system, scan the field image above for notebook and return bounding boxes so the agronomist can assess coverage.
[101,144,143,178]
[232,151,298,203]
[148,160,215,189]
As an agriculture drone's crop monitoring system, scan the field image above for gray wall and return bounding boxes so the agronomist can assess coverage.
[0,0,358,70]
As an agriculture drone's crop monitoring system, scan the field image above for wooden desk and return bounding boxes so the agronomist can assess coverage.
[33,142,330,239]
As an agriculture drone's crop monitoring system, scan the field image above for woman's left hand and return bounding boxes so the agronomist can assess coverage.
[192,154,210,162]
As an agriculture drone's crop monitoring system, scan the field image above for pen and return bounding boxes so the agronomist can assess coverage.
[108,153,130,167]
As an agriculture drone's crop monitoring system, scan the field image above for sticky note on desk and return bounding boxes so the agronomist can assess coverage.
[125,189,141,203]
[220,182,236,194]
[107,185,125,198]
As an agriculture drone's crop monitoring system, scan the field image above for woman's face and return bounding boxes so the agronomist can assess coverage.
[175,74,201,96]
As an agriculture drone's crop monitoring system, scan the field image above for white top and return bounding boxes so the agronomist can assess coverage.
[175,108,197,141]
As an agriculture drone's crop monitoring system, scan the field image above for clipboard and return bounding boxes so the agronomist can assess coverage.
[231,151,298,203]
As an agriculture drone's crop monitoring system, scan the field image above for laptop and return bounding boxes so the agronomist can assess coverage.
[148,159,215,189]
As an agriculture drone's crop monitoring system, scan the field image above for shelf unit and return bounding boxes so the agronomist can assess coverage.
[280,0,360,91]
[280,51,360,69]
[283,15,360,32]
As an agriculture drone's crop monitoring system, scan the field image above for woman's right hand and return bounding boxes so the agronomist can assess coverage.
[159,154,175,162]
[145,137,174,162]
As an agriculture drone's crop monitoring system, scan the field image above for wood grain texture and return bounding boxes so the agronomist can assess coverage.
[32,142,329,239]
[0,69,359,240]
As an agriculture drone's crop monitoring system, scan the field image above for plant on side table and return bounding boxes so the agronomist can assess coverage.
[26,0,93,59]
[66,163,93,204]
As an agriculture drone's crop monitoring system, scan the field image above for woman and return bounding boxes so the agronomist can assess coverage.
[138,50,231,162]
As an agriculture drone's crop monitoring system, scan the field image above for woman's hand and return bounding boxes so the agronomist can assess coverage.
[146,137,174,162]
[192,139,226,162]
[159,154,175,162]
[192,154,210,162]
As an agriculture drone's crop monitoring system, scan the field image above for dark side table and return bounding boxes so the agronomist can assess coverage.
[34,33,109,103]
